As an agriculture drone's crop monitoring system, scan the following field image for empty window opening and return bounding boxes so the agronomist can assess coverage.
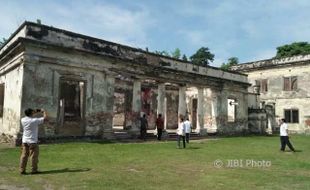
[227,98,236,122]
[113,92,125,128]
[283,76,297,91]
[59,80,85,121]
[284,109,299,123]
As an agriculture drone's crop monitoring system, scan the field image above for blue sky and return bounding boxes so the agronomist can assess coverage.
[1,0,310,66]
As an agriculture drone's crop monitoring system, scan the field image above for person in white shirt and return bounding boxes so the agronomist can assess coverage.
[184,118,192,143]
[279,118,295,152]
[177,117,186,148]
[19,108,48,175]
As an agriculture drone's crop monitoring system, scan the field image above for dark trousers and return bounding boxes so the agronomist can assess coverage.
[177,135,186,148]
[157,129,163,140]
[185,133,190,143]
[19,143,39,173]
[140,128,147,140]
[280,136,295,151]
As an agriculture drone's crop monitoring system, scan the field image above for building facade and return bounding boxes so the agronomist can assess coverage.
[0,22,251,144]
[231,55,310,134]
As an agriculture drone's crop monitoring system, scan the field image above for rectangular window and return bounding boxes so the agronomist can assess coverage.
[227,98,236,122]
[283,76,297,91]
[0,84,4,117]
[284,109,299,123]
[255,79,268,93]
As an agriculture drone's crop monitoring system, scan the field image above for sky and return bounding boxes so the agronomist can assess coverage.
[1,0,310,67]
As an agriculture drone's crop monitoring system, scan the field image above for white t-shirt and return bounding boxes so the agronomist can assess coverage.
[21,116,44,143]
[184,120,192,133]
[280,123,288,136]
[177,122,185,136]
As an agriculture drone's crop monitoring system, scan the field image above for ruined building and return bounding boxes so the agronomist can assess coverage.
[231,55,310,134]
[0,22,252,144]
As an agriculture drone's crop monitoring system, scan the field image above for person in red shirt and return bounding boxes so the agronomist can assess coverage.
[155,114,164,140]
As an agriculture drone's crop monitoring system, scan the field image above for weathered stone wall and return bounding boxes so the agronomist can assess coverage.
[21,45,115,139]
[244,64,310,133]
[0,64,23,144]
[166,90,178,129]
[248,109,267,134]
[0,22,253,142]
[216,85,249,135]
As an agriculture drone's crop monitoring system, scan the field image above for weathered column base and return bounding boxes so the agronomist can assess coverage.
[197,128,208,136]
[102,128,115,140]
[128,127,140,138]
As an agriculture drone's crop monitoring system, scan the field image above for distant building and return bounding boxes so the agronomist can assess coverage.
[231,54,310,134]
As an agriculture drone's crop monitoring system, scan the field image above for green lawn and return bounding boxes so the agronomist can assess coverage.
[0,135,309,190]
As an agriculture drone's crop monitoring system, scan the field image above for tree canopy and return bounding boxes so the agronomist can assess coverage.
[275,42,310,58]
[171,48,181,59]
[220,57,239,70]
[190,47,214,66]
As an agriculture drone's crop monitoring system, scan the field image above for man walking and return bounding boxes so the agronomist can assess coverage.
[155,114,164,140]
[20,108,48,175]
[177,117,186,148]
[279,118,295,152]
[184,118,192,143]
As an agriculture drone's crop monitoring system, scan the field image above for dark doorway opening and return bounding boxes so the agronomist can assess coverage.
[58,79,85,136]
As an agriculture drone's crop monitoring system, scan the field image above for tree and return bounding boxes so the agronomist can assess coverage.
[275,42,310,58]
[171,48,181,59]
[0,38,7,48]
[190,47,214,66]
[220,57,239,70]
[154,50,170,57]
[182,54,188,61]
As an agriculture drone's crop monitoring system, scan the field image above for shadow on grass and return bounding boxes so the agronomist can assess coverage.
[38,168,91,175]
[186,146,201,150]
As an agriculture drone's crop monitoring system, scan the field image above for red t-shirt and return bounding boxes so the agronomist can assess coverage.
[156,118,164,129]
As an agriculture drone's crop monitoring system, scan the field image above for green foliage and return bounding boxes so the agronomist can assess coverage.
[275,42,310,58]
[171,48,181,59]
[182,54,188,61]
[190,47,214,66]
[220,57,239,70]
[154,50,170,57]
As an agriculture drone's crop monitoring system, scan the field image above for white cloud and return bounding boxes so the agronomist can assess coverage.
[0,1,155,49]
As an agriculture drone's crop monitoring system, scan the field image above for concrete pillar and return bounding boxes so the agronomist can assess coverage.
[216,89,228,134]
[102,75,115,139]
[197,87,207,135]
[157,83,166,116]
[157,83,166,129]
[210,94,218,133]
[178,86,187,120]
[130,80,141,135]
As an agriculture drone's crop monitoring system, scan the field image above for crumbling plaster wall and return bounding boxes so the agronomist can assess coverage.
[245,64,310,133]
[216,85,248,135]
[0,64,23,143]
[21,45,115,138]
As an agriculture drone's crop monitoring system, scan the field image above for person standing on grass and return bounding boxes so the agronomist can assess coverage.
[20,108,48,175]
[279,118,295,152]
[155,114,164,140]
[177,117,186,148]
[184,118,192,143]
[140,114,148,141]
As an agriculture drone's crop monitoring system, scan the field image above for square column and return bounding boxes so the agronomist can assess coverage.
[197,87,207,135]
[102,75,115,139]
[157,83,167,129]
[129,80,141,135]
[178,86,187,119]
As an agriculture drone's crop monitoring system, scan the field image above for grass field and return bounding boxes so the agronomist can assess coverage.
[0,135,309,190]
